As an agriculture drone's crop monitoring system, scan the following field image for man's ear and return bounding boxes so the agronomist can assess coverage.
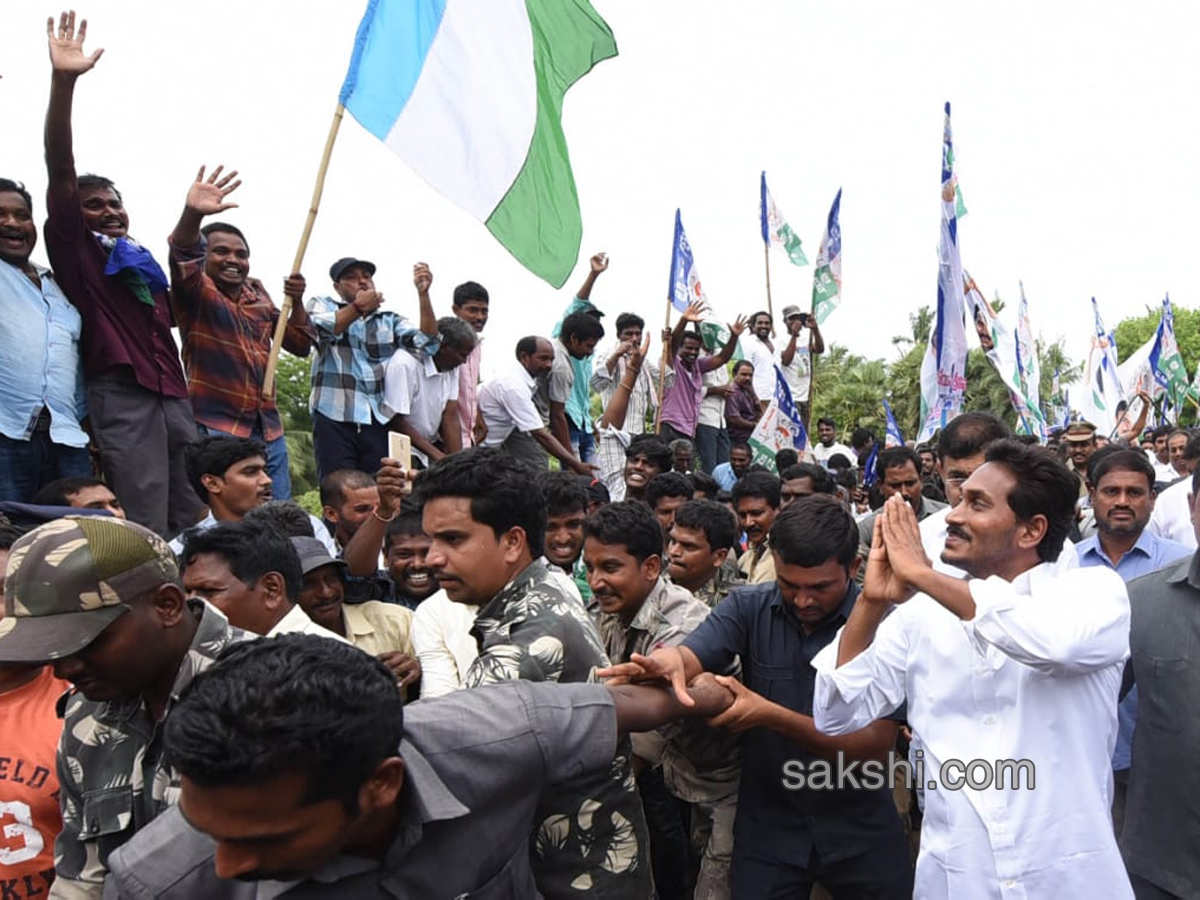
[1015,514,1049,552]
[501,526,527,564]
[258,572,288,611]
[149,583,188,627]
[359,757,405,814]
[643,555,662,583]
[201,473,223,498]
[712,547,730,569]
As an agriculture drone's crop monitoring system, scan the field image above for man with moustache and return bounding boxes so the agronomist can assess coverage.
[813,441,1133,898]
[0,516,248,898]
[0,177,91,504]
[733,473,782,584]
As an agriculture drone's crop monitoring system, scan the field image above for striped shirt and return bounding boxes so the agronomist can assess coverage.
[306,295,439,425]
[169,236,316,440]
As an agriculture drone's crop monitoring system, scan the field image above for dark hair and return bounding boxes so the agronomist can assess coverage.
[850,427,876,451]
[1185,433,1200,462]
[515,335,542,358]
[875,446,921,480]
[729,441,752,457]
[181,521,303,602]
[732,360,754,376]
[452,281,489,307]
[937,412,1010,461]
[582,501,664,563]
[672,500,738,553]
[688,471,719,500]
[201,221,249,254]
[645,472,694,510]
[816,416,836,430]
[438,316,477,351]
[543,470,589,518]
[1087,447,1155,490]
[679,330,703,349]
[826,453,853,471]
[0,178,32,213]
[780,463,836,495]
[415,447,546,554]
[560,312,605,344]
[165,635,404,812]
[774,448,799,472]
[770,494,859,568]
[319,469,376,509]
[614,312,645,333]
[31,476,111,507]
[77,173,121,200]
[983,440,1077,563]
[731,472,781,509]
[1152,424,1174,440]
[242,500,315,538]
[384,510,427,547]
[185,436,267,502]
[750,310,771,324]
[625,435,672,472]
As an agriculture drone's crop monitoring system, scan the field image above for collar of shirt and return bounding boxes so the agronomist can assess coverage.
[1079,529,1155,564]
[769,579,858,634]
[422,353,440,379]
[255,738,470,897]
[624,579,675,635]
[1167,552,1200,588]
[471,560,547,636]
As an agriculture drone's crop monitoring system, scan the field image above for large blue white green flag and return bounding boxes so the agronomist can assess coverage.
[1149,295,1190,409]
[760,172,808,266]
[811,189,843,324]
[668,209,706,313]
[1078,297,1125,434]
[963,272,1040,438]
[918,103,969,442]
[882,399,905,448]
[748,366,808,468]
[339,0,617,288]
[1014,283,1045,439]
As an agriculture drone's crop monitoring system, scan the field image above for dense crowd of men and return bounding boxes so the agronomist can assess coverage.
[1,11,1198,900]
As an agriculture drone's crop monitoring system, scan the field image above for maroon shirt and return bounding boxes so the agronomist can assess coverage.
[43,190,188,399]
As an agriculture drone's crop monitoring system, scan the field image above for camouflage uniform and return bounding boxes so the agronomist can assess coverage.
[691,557,747,610]
[598,579,741,900]
[53,599,246,894]
[465,561,653,899]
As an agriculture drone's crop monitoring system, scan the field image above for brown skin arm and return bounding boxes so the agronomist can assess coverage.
[606,673,734,735]
[549,400,573,453]
[701,316,749,372]
[341,458,409,576]
[45,12,104,200]
[439,400,462,454]
[394,416,445,464]
[531,428,596,476]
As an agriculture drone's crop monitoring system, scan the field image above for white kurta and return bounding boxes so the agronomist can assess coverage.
[812,563,1132,900]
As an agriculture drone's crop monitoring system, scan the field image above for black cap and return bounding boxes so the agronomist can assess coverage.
[329,257,376,282]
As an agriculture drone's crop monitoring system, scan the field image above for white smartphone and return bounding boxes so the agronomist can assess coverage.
[388,432,414,494]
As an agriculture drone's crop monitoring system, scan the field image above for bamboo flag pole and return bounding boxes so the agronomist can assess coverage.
[764,242,775,336]
[263,104,347,398]
[654,296,672,434]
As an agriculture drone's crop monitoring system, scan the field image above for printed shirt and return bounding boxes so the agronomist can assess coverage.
[0,667,70,899]
[53,600,248,893]
[168,236,316,441]
[0,260,88,447]
[465,562,652,899]
[306,296,438,425]
[688,557,746,610]
[43,189,187,399]
[598,579,740,803]
[778,340,813,402]
[813,562,1133,899]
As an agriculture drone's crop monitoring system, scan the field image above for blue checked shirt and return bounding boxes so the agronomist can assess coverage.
[306,296,439,425]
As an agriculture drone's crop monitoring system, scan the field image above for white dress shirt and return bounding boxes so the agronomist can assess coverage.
[811,440,856,465]
[382,349,459,463]
[745,336,777,399]
[478,364,544,446]
[812,562,1132,900]
[170,511,336,557]
[267,603,351,642]
[411,590,479,698]
[1147,476,1196,550]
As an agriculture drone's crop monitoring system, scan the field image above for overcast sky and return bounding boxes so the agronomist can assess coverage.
[5,1,1197,384]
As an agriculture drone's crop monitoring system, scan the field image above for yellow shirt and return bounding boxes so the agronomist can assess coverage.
[738,541,776,585]
[341,601,415,657]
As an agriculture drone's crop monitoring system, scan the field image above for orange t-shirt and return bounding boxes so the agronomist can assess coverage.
[0,667,68,898]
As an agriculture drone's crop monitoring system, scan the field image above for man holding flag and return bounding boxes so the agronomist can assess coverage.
[779,305,825,431]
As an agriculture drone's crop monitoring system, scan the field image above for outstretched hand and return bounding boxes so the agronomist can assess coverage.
[629,332,652,370]
[186,165,241,216]
[728,314,749,336]
[681,299,710,323]
[48,11,104,76]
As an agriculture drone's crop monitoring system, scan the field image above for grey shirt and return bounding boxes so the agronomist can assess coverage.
[1120,553,1200,897]
[103,681,620,899]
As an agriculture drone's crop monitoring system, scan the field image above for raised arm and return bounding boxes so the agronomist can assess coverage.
[342,459,409,576]
[574,251,608,302]
[670,299,709,357]
[808,316,825,354]
[598,333,650,430]
[169,165,241,249]
[45,11,104,200]
[414,262,437,338]
[701,315,748,372]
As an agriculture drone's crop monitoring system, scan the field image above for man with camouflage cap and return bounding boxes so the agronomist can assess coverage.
[0,515,248,899]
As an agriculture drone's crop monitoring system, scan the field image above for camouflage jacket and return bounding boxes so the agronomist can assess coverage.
[53,600,248,894]
[598,579,741,803]
[691,557,747,610]
[464,562,653,899]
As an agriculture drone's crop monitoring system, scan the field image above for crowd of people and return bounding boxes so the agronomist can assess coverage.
[0,11,1196,900]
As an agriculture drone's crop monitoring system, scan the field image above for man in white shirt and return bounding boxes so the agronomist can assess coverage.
[777,304,824,430]
[810,416,855,465]
[477,336,594,475]
[382,316,476,466]
[814,439,1133,899]
[744,310,777,407]
[179,520,346,641]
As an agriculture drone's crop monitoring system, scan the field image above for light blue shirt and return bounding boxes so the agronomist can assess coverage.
[0,259,87,446]
[1076,529,1191,770]
[552,296,596,430]
[711,462,738,491]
